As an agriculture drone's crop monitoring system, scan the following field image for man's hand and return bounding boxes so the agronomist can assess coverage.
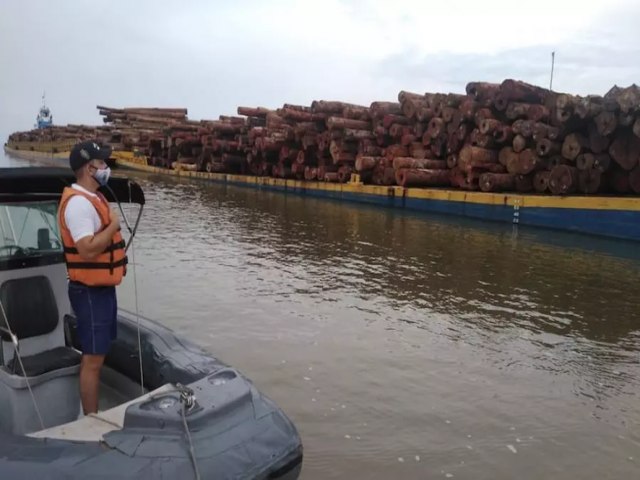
[109,208,121,232]
[75,208,122,260]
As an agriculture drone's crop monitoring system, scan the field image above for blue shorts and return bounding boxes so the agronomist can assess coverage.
[68,282,117,355]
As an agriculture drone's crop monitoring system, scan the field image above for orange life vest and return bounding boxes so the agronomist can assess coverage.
[57,186,127,286]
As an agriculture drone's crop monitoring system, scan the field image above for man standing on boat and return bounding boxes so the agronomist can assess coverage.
[57,141,127,414]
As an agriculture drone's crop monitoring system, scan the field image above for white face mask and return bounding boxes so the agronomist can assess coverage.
[93,166,111,186]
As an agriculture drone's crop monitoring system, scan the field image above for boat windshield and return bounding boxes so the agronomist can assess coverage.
[0,201,63,267]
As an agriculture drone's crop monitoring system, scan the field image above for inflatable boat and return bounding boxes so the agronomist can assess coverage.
[0,167,303,479]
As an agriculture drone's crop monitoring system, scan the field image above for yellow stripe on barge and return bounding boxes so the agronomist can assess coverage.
[111,151,640,241]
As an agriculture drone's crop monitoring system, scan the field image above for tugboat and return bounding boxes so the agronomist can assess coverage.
[0,167,303,479]
[35,92,53,129]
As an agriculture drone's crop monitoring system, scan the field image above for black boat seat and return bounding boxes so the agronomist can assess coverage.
[0,275,80,377]
[6,346,81,377]
[0,276,59,344]
[0,275,82,434]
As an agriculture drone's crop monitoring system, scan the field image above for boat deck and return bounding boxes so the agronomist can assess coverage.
[29,384,174,441]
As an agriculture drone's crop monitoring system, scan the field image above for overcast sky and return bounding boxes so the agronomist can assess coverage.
[1,0,639,142]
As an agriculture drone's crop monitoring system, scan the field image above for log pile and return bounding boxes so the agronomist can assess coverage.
[136,79,640,195]
[97,106,199,169]
[6,106,191,155]
[97,106,255,172]
[7,79,640,196]
[6,123,118,154]
[237,102,370,181]
[8,124,113,145]
[369,80,640,195]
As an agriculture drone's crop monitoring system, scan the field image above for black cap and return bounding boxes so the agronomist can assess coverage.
[69,141,111,171]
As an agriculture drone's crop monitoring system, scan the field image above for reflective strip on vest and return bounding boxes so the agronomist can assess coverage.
[65,257,129,270]
[63,239,126,255]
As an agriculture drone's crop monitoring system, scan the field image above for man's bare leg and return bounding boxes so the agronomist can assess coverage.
[80,354,105,414]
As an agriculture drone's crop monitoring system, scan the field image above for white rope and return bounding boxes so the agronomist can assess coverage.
[124,182,145,397]
[0,299,45,431]
[131,236,144,396]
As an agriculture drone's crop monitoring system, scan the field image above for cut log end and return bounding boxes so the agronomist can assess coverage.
[536,139,560,157]
[549,165,579,195]
[594,111,618,137]
[576,153,595,171]
[561,133,588,161]
[609,130,640,171]
[578,169,603,194]
[533,171,550,193]
[513,135,527,153]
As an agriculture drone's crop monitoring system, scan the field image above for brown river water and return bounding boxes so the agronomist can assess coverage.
[2,151,639,479]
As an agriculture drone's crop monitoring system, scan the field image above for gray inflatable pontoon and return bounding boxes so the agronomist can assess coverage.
[0,167,303,479]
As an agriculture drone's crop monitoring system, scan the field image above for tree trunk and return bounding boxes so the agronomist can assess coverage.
[479,173,516,192]
[395,169,451,187]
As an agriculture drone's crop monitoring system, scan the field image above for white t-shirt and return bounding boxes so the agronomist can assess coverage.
[64,184,103,243]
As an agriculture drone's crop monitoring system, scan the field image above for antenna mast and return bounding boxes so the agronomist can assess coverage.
[549,51,556,91]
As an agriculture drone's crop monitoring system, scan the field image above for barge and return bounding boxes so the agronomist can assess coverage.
[111,151,640,242]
